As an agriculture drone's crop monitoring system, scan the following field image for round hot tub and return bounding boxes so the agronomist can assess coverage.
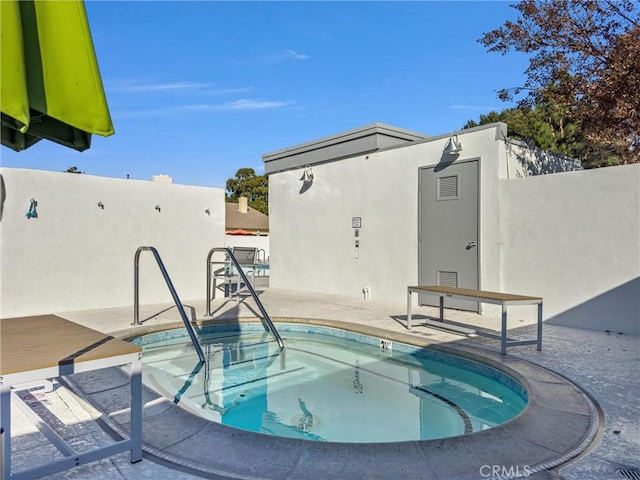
[133,322,527,442]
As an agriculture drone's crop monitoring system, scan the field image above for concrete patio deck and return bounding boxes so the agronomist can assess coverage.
[4,288,639,479]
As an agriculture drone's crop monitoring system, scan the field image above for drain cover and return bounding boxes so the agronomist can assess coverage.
[617,468,640,480]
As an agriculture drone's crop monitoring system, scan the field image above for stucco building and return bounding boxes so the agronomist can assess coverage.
[263,122,639,335]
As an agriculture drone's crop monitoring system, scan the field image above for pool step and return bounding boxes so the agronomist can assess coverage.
[143,352,304,411]
[142,339,280,374]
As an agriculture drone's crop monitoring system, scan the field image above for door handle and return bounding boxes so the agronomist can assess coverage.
[466,241,477,250]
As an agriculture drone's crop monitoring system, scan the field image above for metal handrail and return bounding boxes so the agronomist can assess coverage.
[133,246,205,363]
[206,247,284,350]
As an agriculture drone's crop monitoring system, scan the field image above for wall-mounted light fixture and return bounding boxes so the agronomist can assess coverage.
[302,165,314,183]
[155,205,161,212]
[26,198,38,219]
[443,134,463,155]
[97,202,104,209]
[205,208,211,215]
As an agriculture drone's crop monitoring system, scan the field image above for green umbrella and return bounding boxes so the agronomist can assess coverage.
[1,0,114,152]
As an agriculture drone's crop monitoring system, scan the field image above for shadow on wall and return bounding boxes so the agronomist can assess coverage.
[506,140,581,177]
[546,277,640,336]
[433,151,460,173]
[0,175,5,221]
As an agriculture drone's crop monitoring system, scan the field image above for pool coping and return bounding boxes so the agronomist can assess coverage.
[67,317,601,480]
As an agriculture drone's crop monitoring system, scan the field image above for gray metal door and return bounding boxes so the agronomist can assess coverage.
[418,160,479,310]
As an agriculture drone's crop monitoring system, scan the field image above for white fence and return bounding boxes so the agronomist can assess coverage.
[0,168,226,318]
[500,164,640,335]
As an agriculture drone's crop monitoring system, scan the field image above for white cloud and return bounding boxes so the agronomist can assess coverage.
[108,81,214,93]
[284,50,310,60]
[217,99,294,110]
[107,81,251,96]
[204,87,253,96]
[114,99,293,119]
[258,49,311,64]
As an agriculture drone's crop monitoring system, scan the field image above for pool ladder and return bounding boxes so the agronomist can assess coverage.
[206,247,284,350]
[133,246,205,362]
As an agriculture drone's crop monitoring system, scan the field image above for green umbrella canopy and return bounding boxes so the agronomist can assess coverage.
[1,0,114,152]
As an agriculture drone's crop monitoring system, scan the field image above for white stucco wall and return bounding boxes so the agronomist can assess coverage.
[268,124,638,334]
[0,168,225,318]
[268,126,507,304]
[499,164,640,335]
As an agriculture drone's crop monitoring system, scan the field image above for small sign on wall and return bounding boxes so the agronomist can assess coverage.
[352,217,361,228]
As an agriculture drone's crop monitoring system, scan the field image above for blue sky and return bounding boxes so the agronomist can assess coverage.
[2,1,529,189]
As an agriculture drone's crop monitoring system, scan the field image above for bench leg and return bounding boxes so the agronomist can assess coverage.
[406,290,412,330]
[537,303,543,351]
[130,355,143,463]
[1,383,11,480]
[501,304,508,355]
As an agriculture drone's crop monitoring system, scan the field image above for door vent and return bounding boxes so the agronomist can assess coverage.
[437,175,459,200]
[438,271,458,287]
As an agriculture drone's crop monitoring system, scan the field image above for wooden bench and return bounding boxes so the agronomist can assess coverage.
[406,285,543,355]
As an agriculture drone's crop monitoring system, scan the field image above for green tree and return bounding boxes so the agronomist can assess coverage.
[463,99,620,167]
[65,166,84,174]
[479,0,639,164]
[225,168,269,215]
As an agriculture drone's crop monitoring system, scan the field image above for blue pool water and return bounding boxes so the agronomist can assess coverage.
[133,323,527,443]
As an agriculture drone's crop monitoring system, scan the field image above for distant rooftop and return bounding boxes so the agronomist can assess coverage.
[225,200,269,235]
[262,122,428,174]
